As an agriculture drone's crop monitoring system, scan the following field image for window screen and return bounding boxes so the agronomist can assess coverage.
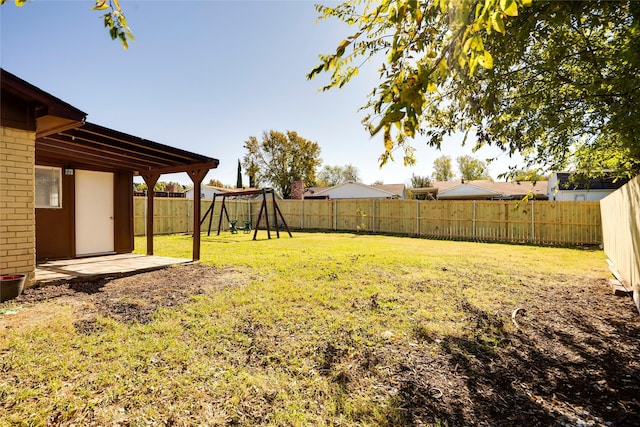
[35,166,62,208]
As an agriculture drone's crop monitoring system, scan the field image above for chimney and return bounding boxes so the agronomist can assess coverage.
[291,180,304,200]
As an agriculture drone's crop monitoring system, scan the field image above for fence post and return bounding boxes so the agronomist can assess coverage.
[472,200,477,239]
[333,199,337,231]
[301,199,304,230]
[186,199,191,233]
[504,202,509,241]
[416,200,420,236]
[143,194,148,238]
[530,200,535,244]
[371,199,374,233]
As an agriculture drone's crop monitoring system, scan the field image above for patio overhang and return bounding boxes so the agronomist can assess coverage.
[37,121,219,174]
[35,122,219,262]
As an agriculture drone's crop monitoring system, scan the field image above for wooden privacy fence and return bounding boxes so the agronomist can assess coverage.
[599,175,639,310]
[134,197,602,245]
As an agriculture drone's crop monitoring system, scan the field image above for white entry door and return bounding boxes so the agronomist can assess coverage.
[75,170,114,256]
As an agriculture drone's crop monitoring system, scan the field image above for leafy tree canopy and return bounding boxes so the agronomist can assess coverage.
[457,155,491,181]
[409,173,432,188]
[134,181,184,192]
[432,155,455,181]
[309,0,640,179]
[317,164,361,186]
[242,130,322,198]
[2,0,133,48]
[408,173,433,200]
[512,169,547,182]
[207,179,226,188]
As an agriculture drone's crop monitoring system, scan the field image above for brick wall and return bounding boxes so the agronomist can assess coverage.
[0,126,36,286]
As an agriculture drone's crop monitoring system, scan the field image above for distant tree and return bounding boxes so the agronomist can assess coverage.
[513,169,547,182]
[371,180,384,185]
[242,130,322,198]
[133,181,174,191]
[432,156,454,182]
[1,0,134,49]
[236,159,243,188]
[457,156,491,181]
[408,174,433,200]
[317,164,361,186]
[248,160,256,188]
[410,174,431,189]
[207,179,225,187]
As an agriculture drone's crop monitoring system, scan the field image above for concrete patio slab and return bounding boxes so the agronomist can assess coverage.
[35,253,193,286]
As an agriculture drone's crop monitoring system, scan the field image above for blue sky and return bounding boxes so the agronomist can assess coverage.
[1,0,522,186]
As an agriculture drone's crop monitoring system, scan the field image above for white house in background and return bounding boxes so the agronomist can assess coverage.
[303,181,406,200]
[184,185,226,200]
[548,172,629,201]
[417,180,549,200]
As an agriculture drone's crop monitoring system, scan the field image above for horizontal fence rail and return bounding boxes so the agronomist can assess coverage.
[134,197,602,246]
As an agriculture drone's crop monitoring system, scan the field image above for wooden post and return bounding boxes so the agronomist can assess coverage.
[187,169,209,261]
[141,173,160,255]
[416,200,420,236]
[504,202,509,241]
[530,200,535,244]
[252,195,266,240]
[472,200,477,239]
[271,190,280,238]
[263,190,272,239]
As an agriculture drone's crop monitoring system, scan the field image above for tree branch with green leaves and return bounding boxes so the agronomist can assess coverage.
[2,0,134,49]
[309,0,640,179]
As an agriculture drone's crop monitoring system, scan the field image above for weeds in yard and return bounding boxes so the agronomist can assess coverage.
[1,233,630,426]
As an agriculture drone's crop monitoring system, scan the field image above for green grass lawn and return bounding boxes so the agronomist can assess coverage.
[1,233,610,426]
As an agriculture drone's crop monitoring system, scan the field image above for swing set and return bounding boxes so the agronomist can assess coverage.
[199,188,292,240]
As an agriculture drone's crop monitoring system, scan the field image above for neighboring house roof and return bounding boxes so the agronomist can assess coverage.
[305,181,405,199]
[552,172,629,191]
[427,180,549,200]
[373,183,406,198]
[185,185,229,195]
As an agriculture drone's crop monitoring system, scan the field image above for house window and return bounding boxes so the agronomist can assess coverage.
[35,166,62,208]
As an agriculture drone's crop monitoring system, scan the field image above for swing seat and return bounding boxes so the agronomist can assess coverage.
[229,220,239,234]
[242,220,252,234]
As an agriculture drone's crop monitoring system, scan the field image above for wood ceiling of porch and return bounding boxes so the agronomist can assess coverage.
[36,121,218,174]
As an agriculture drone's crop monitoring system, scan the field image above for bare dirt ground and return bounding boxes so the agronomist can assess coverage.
[2,264,639,426]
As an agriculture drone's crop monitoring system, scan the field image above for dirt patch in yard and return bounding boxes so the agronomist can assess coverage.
[1,264,248,327]
[379,278,640,426]
[1,264,639,426]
